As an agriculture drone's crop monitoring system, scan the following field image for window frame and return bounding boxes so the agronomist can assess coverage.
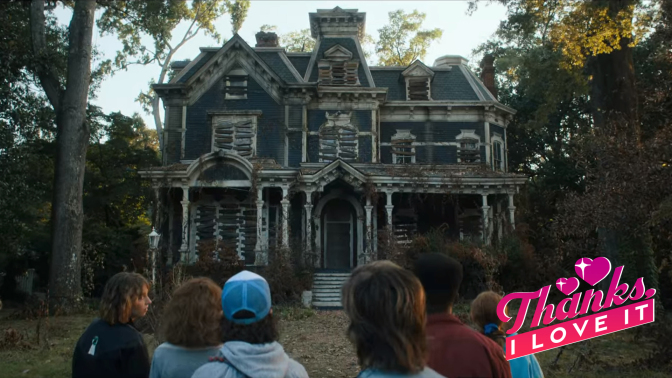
[211,115,258,158]
[391,129,416,164]
[456,130,481,164]
[224,68,248,100]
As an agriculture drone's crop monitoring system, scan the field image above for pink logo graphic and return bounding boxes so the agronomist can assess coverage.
[575,257,612,286]
[555,277,580,295]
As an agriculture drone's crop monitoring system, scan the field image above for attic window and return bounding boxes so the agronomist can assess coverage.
[318,60,359,85]
[406,77,430,101]
[212,117,256,158]
[391,130,416,164]
[225,68,247,99]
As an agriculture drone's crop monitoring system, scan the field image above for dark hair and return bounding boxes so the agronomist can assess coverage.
[412,253,463,314]
[220,310,279,345]
[99,272,150,325]
[160,277,223,348]
[342,260,427,374]
[471,291,507,348]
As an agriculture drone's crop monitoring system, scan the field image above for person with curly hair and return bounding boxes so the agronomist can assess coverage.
[150,277,223,378]
[342,260,444,378]
[72,272,152,378]
[191,270,309,378]
[471,291,544,378]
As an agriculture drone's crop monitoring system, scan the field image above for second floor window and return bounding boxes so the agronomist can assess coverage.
[212,117,256,158]
[391,130,416,164]
[493,141,503,170]
[458,138,480,163]
[319,111,358,163]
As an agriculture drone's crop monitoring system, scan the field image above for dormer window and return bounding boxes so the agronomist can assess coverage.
[225,68,247,99]
[391,130,416,164]
[402,61,434,101]
[456,130,481,164]
[318,44,360,86]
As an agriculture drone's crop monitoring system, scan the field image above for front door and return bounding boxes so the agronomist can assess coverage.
[323,199,354,269]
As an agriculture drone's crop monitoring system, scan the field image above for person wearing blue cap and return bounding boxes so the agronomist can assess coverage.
[191,270,309,378]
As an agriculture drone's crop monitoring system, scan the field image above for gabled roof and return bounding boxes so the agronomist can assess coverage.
[401,60,435,79]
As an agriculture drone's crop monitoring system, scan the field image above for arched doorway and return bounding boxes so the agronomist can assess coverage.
[322,199,356,269]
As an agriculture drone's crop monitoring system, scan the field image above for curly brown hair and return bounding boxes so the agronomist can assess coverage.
[99,272,150,325]
[342,260,427,374]
[159,277,223,348]
[220,310,279,345]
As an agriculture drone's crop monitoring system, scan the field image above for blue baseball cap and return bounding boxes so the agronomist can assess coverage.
[221,270,272,325]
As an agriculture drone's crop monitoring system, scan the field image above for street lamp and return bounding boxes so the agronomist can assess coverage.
[148,227,160,287]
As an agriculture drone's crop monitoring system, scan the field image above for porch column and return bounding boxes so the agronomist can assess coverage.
[508,192,516,230]
[281,185,290,249]
[254,188,267,265]
[497,200,503,241]
[481,194,490,245]
[304,191,314,257]
[365,196,374,264]
[385,191,394,228]
[179,186,190,263]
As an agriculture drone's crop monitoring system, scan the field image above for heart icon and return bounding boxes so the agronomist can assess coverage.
[575,257,612,286]
[556,277,580,295]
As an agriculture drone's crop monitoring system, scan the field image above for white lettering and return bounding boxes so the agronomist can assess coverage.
[635,304,648,321]
[625,309,628,325]
[596,315,608,332]
[551,327,566,343]
[573,319,589,337]
[511,339,515,355]
[532,334,544,349]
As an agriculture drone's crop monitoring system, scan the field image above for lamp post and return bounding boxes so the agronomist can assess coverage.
[148,227,160,287]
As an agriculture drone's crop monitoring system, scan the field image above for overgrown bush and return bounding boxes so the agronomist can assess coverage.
[261,240,314,305]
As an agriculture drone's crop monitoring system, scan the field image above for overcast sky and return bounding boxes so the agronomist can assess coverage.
[54,1,507,128]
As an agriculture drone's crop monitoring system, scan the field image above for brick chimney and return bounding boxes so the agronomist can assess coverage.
[480,54,497,99]
[255,31,279,48]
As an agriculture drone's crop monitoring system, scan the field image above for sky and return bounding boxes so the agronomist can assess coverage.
[54,1,507,129]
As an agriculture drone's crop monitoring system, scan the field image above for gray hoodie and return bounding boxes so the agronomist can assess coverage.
[190,341,308,378]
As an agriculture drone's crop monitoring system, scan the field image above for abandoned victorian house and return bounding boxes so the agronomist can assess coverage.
[140,7,526,306]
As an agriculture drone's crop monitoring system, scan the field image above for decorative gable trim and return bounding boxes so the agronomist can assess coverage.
[324,44,354,60]
[184,35,286,104]
[401,60,435,78]
[277,51,305,82]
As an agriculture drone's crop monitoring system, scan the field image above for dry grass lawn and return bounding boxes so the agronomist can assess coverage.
[0,304,667,378]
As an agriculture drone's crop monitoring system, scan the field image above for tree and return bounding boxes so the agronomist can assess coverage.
[97,0,231,152]
[279,29,315,53]
[375,10,443,66]
[227,0,250,34]
[30,0,96,304]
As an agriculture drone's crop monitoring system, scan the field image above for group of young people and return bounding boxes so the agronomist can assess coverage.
[71,253,544,378]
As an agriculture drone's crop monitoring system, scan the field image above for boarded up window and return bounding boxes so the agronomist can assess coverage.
[458,138,480,163]
[319,111,358,163]
[195,199,257,261]
[318,60,360,85]
[225,69,247,99]
[406,77,430,100]
[391,130,416,164]
[212,118,256,158]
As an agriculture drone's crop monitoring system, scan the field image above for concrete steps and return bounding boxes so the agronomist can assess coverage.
[311,272,350,309]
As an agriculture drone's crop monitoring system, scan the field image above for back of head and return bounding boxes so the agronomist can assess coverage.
[471,291,506,348]
[412,253,463,314]
[342,261,427,374]
[220,270,278,344]
[160,277,223,348]
[99,272,149,325]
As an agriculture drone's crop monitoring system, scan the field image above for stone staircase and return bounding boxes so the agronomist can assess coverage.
[311,271,351,308]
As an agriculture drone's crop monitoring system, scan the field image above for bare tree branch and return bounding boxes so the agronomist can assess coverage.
[30,0,63,112]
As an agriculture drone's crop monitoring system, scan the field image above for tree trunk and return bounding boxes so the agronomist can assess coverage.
[590,0,645,281]
[31,0,96,305]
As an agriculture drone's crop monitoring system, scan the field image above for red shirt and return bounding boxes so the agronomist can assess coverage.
[425,313,512,378]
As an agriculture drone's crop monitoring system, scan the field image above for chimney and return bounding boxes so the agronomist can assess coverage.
[255,31,279,48]
[480,54,497,99]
